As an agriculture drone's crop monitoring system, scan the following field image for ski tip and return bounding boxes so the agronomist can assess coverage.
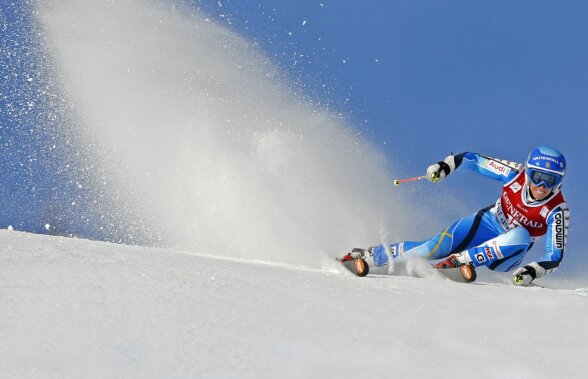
[338,257,369,277]
[353,258,369,277]
[432,264,477,283]
[459,264,477,283]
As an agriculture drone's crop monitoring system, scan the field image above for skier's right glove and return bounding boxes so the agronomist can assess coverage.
[426,156,455,183]
[512,266,535,286]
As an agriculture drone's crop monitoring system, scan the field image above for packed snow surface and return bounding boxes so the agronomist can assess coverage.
[1,230,587,379]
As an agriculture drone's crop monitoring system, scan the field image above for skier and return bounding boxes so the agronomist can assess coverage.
[341,146,569,286]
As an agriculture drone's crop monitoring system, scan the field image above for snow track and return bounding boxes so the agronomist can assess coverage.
[1,230,587,379]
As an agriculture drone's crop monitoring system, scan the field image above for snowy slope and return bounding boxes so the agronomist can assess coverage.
[1,230,587,379]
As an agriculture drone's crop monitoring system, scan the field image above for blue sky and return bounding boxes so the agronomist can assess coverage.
[1,1,587,265]
[194,1,588,171]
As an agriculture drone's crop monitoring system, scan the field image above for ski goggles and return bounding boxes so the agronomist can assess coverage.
[527,168,562,189]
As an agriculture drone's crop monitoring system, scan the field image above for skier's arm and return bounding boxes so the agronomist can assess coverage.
[513,204,570,286]
[427,152,521,184]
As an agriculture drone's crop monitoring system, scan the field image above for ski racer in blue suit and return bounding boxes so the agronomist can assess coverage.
[345,146,569,286]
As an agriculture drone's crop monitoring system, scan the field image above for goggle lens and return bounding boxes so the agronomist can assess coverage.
[529,169,560,189]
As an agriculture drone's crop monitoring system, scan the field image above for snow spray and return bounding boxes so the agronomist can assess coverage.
[37,0,433,264]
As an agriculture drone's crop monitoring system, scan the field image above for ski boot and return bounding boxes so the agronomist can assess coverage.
[432,254,463,269]
[338,248,370,277]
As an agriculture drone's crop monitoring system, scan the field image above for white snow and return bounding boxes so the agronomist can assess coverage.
[1,229,587,379]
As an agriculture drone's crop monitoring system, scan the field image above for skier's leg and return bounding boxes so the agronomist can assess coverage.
[462,226,531,272]
[368,206,497,267]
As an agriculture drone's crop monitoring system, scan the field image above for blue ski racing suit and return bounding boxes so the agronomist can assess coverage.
[367,152,569,283]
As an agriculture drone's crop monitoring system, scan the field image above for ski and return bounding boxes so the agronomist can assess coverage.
[337,248,370,277]
[337,256,369,277]
[433,264,477,283]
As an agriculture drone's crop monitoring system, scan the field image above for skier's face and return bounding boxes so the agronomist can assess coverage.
[529,182,551,200]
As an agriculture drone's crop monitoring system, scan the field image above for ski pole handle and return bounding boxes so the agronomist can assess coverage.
[393,175,428,187]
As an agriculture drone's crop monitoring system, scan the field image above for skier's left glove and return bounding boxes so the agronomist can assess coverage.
[512,265,536,286]
[426,163,443,182]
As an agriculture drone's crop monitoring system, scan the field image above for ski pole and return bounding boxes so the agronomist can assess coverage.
[393,172,438,187]
[393,175,427,187]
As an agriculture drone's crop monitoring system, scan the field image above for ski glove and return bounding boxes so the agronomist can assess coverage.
[426,155,457,183]
[512,265,536,286]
